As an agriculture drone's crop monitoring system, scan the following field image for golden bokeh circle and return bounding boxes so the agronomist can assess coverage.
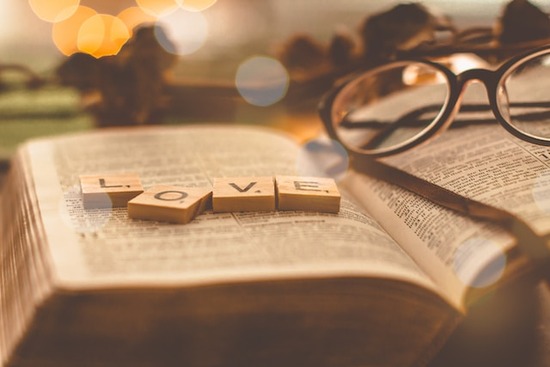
[28,0,80,23]
[177,0,217,12]
[52,5,97,56]
[117,6,157,35]
[77,14,131,58]
[135,0,179,17]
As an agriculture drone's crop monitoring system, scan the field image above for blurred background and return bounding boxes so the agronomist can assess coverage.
[2,0,549,72]
[0,0,549,158]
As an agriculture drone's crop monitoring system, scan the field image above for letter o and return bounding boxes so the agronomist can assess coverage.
[154,190,188,201]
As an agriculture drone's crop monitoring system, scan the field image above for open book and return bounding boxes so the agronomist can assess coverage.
[0,124,538,367]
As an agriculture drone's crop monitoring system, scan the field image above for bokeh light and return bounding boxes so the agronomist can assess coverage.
[117,7,157,35]
[235,56,289,107]
[155,9,208,56]
[52,5,97,56]
[532,169,550,215]
[296,137,349,180]
[453,237,507,288]
[77,14,130,58]
[207,4,267,49]
[136,0,178,17]
[177,0,217,12]
[59,185,112,234]
[0,0,16,44]
[28,0,80,23]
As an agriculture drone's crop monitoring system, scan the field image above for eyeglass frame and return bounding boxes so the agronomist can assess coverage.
[318,44,550,158]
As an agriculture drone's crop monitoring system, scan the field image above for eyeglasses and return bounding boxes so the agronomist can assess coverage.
[318,45,550,158]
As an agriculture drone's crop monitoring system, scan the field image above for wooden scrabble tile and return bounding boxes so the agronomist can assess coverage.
[275,175,341,213]
[80,173,144,209]
[213,176,275,212]
[128,185,212,224]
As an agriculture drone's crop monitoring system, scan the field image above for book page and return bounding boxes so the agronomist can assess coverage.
[364,122,549,303]
[343,171,516,308]
[383,123,550,237]
[25,125,439,297]
[339,76,546,306]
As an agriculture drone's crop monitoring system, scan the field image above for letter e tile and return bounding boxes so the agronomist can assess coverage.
[80,173,144,209]
[213,176,275,212]
[128,185,212,224]
[276,175,341,213]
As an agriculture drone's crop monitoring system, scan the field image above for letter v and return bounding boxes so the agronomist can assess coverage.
[229,182,257,192]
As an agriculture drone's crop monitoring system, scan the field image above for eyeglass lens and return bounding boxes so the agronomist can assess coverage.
[331,62,450,154]
[331,52,550,155]
[498,51,550,139]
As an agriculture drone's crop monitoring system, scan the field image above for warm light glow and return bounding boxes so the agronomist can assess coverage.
[28,0,80,23]
[59,186,112,233]
[533,170,550,214]
[77,14,130,58]
[207,4,267,49]
[117,7,157,35]
[0,0,16,43]
[296,137,349,180]
[446,53,488,73]
[403,64,446,86]
[156,9,209,55]
[136,0,179,17]
[453,237,507,288]
[52,5,97,56]
[177,0,217,12]
[235,56,289,107]
[403,54,489,86]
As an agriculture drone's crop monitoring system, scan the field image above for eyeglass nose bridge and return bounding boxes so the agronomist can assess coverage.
[441,67,502,126]
[427,67,502,146]
[455,68,499,91]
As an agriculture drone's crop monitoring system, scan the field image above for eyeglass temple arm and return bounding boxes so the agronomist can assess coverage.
[341,100,550,151]
[341,100,550,130]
